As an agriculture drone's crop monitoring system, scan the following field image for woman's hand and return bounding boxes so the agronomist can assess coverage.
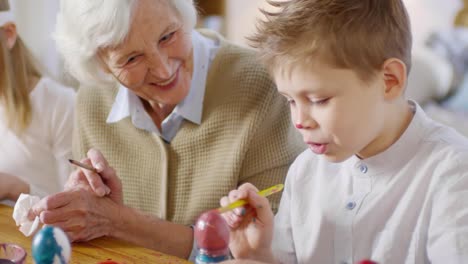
[219,183,275,262]
[65,148,123,204]
[28,148,124,242]
[0,172,29,201]
[29,188,121,242]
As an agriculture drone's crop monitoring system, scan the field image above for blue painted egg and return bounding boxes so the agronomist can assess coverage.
[32,226,71,264]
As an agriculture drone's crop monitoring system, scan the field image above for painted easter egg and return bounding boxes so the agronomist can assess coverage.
[358,260,378,264]
[32,226,71,264]
[194,210,230,252]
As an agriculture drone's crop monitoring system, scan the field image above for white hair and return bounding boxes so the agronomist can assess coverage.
[54,0,197,86]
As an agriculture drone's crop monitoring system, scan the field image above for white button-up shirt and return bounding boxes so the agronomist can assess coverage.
[106,31,219,142]
[272,101,468,264]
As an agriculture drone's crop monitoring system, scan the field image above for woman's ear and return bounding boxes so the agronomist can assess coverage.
[382,58,407,101]
[2,22,18,50]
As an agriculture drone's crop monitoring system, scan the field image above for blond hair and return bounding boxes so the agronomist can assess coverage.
[250,0,412,81]
[0,0,41,134]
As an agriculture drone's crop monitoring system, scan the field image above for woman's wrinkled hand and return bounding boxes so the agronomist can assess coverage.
[29,187,121,242]
[27,148,125,242]
[219,183,275,261]
[65,148,123,204]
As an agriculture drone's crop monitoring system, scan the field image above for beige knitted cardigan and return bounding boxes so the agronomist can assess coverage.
[73,32,305,225]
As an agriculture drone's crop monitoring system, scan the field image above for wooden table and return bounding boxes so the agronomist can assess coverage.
[0,205,190,263]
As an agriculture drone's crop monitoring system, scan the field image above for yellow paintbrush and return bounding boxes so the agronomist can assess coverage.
[217,184,284,214]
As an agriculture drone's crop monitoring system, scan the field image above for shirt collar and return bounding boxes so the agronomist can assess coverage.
[106,30,217,128]
[106,88,159,131]
[173,31,216,124]
[344,100,429,176]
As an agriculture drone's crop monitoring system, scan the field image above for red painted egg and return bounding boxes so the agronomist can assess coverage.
[358,260,378,264]
[194,210,230,252]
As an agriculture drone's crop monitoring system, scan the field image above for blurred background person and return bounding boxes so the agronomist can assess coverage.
[0,0,75,206]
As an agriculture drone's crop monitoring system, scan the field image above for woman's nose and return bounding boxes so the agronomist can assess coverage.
[147,49,172,79]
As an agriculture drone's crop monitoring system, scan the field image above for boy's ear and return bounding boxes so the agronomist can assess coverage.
[382,58,407,100]
[2,22,18,50]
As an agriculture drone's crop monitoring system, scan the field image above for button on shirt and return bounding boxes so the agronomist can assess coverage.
[272,101,468,264]
[106,31,219,142]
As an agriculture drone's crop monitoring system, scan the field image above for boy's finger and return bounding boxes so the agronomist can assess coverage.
[225,215,240,229]
[237,183,259,194]
[234,207,246,216]
[244,189,274,223]
[220,196,230,207]
[228,189,241,202]
[224,211,242,229]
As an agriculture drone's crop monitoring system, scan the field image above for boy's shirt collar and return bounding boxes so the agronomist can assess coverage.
[343,100,426,177]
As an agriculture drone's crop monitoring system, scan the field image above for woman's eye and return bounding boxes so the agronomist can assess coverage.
[127,56,137,64]
[124,55,141,66]
[287,99,296,105]
[160,31,176,43]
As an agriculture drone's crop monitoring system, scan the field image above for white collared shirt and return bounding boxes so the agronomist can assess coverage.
[272,101,468,264]
[106,31,219,142]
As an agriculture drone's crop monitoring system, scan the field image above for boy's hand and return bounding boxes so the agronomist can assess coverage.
[219,183,275,262]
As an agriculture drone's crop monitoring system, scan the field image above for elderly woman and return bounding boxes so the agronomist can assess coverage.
[30,0,304,259]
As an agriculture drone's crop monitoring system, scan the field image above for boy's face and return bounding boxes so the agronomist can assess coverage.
[275,62,388,162]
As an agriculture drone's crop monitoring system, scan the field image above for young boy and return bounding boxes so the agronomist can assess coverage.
[220,0,468,263]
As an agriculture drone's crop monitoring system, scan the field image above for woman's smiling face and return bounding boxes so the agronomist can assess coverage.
[100,0,193,107]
